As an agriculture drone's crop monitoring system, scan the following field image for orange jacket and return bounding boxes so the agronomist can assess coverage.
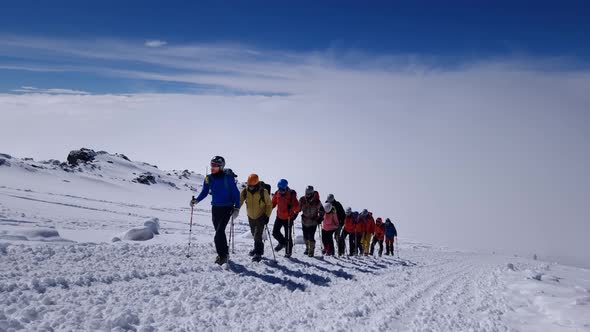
[374,218,385,240]
[271,188,300,220]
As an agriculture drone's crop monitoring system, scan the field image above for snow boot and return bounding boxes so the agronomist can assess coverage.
[274,243,285,252]
[249,249,256,257]
[309,241,315,257]
[252,255,262,262]
[285,240,293,258]
[304,241,310,256]
[255,241,264,257]
[215,256,228,265]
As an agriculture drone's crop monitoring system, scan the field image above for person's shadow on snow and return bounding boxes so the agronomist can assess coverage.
[228,261,311,291]
[287,257,358,278]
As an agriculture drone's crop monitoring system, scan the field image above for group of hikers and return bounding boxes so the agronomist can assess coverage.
[190,156,398,265]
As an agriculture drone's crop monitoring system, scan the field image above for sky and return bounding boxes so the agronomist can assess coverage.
[1,1,589,267]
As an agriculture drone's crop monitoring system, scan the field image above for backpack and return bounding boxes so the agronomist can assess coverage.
[259,181,271,196]
[275,188,296,210]
[241,182,269,205]
[206,168,238,195]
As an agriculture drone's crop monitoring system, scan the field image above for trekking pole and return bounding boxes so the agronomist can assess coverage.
[230,214,235,255]
[287,218,291,255]
[265,224,277,262]
[351,232,355,257]
[286,207,292,256]
[186,196,195,258]
[291,217,295,255]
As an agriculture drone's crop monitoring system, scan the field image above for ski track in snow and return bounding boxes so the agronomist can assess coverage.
[1,153,589,331]
[0,240,525,331]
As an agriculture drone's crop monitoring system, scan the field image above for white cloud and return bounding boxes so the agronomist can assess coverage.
[1,35,590,268]
[144,40,168,48]
[11,86,90,95]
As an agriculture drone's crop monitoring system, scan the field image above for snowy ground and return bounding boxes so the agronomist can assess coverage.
[1,151,589,331]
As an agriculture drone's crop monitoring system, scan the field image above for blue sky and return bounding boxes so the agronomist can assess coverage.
[1,0,589,93]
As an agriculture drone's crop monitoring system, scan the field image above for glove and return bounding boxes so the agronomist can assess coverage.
[189,197,198,207]
[291,212,299,221]
[232,207,240,219]
[264,216,270,225]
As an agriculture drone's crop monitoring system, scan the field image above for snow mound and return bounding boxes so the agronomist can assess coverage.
[144,218,160,235]
[123,228,155,241]
[22,228,60,239]
[1,228,73,242]
[120,218,161,241]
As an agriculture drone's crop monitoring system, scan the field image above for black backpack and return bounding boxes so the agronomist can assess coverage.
[259,181,271,196]
[241,182,270,205]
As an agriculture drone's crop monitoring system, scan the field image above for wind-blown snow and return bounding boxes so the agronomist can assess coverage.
[1,151,589,331]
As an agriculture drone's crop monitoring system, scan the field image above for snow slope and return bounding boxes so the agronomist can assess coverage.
[1,151,589,331]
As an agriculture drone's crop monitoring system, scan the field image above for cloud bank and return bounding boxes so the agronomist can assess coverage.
[1,35,589,268]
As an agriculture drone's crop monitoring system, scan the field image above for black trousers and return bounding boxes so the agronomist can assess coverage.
[370,237,384,256]
[354,233,363,255]
[322,229,336,255]
[338,229,352,255]
[302,224,317,242]
[212,205,233,257]
[272,217,290,245]
[272,217,293,254]
[249,216,267,255]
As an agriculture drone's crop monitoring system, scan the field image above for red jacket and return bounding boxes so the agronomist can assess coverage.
[364,214,375,234]
[374,218,385,240]
[354,217,364,234]
[272,188,300,220]
[344,215,355,233]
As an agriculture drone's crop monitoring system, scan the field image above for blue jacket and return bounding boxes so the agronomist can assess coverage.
[195,171,241,208]
[385,223,397,238]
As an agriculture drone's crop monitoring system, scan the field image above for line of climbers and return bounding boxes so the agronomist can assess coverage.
[191,156,398,264]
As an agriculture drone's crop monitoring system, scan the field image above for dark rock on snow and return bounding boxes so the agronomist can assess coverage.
[67,148,97,166]
[116,153,130,161]
[133,172,157,185]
